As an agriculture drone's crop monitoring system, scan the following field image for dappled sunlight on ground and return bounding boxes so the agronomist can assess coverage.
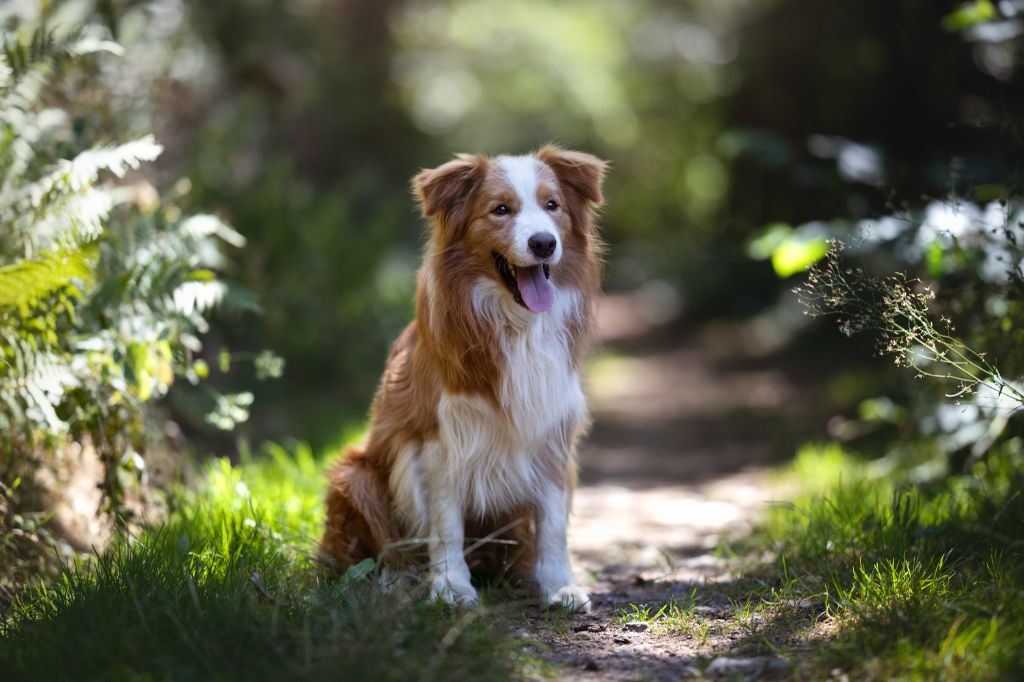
[571,479,757,564]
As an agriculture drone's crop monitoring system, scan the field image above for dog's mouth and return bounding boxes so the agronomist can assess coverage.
[493,252,553,313]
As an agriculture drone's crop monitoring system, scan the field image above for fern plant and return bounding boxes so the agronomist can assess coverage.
[0,22,267,521]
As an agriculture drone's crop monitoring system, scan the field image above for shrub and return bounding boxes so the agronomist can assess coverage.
[0,18,271,596]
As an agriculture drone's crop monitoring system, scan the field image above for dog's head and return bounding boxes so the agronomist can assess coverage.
[413,146,607,313]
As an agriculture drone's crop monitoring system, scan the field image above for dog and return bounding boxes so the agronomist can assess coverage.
[319,145,607,612]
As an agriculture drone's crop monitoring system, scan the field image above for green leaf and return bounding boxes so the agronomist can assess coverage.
[772,237,829,278]
[751,221,830,276]
[942,1,997,32]
[926,241,945,278]
[0,247,94,308]
[339,558,376,588]
[747,223,793,260]
[126,342,155,402]
[187,269,217,282]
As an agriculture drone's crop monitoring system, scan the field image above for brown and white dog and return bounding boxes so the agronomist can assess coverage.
[319,146,607,611]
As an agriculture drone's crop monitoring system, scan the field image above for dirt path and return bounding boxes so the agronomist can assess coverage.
[524,295,829,680]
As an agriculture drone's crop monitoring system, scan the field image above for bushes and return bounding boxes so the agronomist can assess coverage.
[0,16,270,593]
[790,193,1024,477]
[759,6,1024,476]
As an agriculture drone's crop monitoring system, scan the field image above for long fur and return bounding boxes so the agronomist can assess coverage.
[319,145,607,610]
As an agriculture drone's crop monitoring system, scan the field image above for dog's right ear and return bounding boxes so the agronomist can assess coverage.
[412,154,488,227]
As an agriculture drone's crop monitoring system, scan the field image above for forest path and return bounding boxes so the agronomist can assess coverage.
[525,294,829,680]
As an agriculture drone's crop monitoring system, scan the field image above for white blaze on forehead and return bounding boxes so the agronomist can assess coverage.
[496,155,563,267]
[497,155,542,206]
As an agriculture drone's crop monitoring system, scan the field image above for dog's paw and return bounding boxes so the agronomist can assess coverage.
[430,573,480,608]
[546,585,592,613]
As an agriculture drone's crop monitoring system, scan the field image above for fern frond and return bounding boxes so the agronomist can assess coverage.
[0,347,76,435]
[26,187,114,247]
[0,248,93,308]
[1,25,122,79]
[0,137,162,250]
[23,353,77,433]
[180,214,247,248]
[0,13,256,483]
[26,136,163,205]
[1,26,59,78]
[171,280,228,316]
[63,28,124,60]
[0,55,11,89]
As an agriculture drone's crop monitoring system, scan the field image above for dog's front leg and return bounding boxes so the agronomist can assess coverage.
[535,478,590,612]
[427,486,478,607]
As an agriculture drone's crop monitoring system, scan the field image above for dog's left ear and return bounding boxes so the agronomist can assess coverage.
[537,145,608,207]
[412,153,488,224]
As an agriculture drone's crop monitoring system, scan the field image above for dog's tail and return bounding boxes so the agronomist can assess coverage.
[318,445,397,572]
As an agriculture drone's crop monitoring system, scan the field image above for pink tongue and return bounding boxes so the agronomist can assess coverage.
[517,265,554,312]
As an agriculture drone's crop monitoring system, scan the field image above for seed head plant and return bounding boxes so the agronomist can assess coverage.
[796,239,1024,412]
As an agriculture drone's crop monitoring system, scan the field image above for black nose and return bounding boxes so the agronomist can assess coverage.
[528,233,557,259]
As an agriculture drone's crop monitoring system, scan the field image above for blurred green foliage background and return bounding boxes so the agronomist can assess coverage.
[4,0,1022,450]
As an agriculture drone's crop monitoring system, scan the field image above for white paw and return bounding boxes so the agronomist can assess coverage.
[546,585,592,613]
[430,573,480,608]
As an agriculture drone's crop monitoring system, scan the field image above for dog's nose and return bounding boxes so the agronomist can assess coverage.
[528,233,557,259]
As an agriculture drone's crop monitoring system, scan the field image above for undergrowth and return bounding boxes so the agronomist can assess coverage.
[0,443,516,682]
[733,442,1024,680]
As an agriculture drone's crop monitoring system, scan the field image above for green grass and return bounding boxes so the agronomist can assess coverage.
[0,442,516,682]
[730,441,1024,681]
[612,590,724,645]
[7,433,1024,681]
[613,588,696,627]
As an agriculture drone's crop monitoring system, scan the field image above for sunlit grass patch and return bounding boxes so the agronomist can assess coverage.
[735,442,1024,680]
[181,441,327,548]
[613,587,697,626]
[0,443,516,682]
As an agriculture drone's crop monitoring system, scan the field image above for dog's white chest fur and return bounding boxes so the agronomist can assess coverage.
[444,280,585,518]
[390,280,587,529]
[481,278,586,440]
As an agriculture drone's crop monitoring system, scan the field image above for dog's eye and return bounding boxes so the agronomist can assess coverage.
[492,204,510,216]
[545,199,559,212]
